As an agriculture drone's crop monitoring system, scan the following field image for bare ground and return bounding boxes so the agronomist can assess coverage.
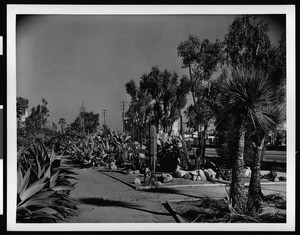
[64,163,286,223]
[65,167,230,223]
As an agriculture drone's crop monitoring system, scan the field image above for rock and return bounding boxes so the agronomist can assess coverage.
[155,181,162,187]
[198,169,207,181]
[196,175,201,181]
[192,175,197,181]
[110,164,117,170]
[204,168,216,182]
[161,173,173,183]
[244,166,251,178]
[273,176,279,182]
[216,176,224,182]
[133,177,141,185]
[139,153,146,159]
[134,170,140,174]
[279,176,286,181]
[174,170,188,178]
[183,173,192,180]
[129,170,135,174]
[175,165,181,172]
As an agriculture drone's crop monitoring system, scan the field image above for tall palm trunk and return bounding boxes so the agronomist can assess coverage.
[230,118,246,210]
[247,135,265,212]
[194,125,202,169]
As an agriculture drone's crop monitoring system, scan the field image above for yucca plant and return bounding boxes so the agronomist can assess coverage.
[217,66,278,211]
[17,141,78,222]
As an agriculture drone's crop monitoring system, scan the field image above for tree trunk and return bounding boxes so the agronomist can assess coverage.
[201,124,208,166]
[180,115,192,169]
[132,124,135,141]
[195,124,206,169]
[155,122,160,134]
[189,65,196,105]
[194,125,202,169]
[247,135,265,213]
[139,128,144,150]
[230,120,246,211]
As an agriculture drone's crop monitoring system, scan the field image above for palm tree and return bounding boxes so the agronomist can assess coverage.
[217,66,277,211]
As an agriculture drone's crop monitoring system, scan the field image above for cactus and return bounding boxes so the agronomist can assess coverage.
[142,125,157,186]
[149,125,157,173]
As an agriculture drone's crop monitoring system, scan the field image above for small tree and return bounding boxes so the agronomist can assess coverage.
[125,79,153,146]
[71,110,99,135]
[217,66,277,211]
[17,97,29,121]
[58,118,67,133]
[101,124,111,138]
[222,15,286,213]
[224,15,272,70]
[17,97,29,147]
[177,36,222,168]
[25,98,50,141]
[139,66,190,134]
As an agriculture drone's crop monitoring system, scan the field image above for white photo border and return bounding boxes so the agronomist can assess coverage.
[7,4,295,231]
[0,105,3,215]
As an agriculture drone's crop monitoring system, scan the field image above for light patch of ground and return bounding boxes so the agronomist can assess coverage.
[65,167,286,223]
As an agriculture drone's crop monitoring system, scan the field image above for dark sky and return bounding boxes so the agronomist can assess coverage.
[16,15,285,131]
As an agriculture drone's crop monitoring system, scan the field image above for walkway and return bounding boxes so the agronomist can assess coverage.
[66,168,286,223]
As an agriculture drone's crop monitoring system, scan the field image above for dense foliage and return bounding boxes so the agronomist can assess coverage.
[17,141,78,222]
[126,66,190,136]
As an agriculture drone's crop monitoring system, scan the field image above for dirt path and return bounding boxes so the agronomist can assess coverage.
[66,168,229,223]
[65,164,286,223]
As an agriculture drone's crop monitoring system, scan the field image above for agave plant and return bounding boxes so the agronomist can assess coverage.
[17,141,78,223]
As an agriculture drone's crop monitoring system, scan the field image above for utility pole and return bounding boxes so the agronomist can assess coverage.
[102,109,107,125]
[121,101,127,133]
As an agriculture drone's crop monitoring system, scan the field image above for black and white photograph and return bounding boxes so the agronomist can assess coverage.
[6,4,295,231]
[0,105,3,215]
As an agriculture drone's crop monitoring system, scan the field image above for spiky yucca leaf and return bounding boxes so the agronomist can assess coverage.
[217,66,278,134]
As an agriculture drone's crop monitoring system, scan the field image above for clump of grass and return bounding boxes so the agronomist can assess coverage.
[263,193,286,209]
[187,190,286,223]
